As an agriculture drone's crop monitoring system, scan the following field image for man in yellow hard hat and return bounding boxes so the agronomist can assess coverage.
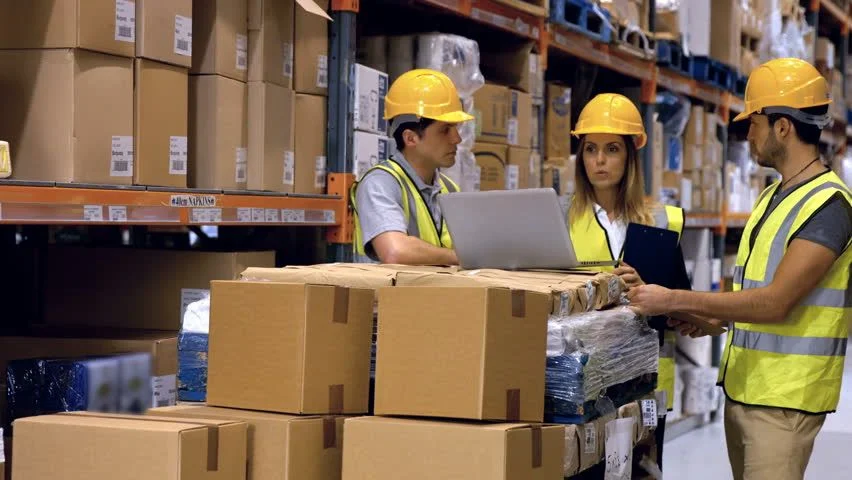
[629,58,851,479]
[351,69,474,264]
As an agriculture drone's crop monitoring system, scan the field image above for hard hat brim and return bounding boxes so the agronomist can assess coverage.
[570,126,647,149]
[732,110,751,123]
[428,110,475,123]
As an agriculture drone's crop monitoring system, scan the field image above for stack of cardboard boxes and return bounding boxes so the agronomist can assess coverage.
[661,106,723,212]
[542,83,574,197]
[0,0,330,195]
[740,0,765,76]
[814,37,845,122]
[350,64,390,180]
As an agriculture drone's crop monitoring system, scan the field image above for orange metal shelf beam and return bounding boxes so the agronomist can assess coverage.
[547,25,655,82]
[414,0,544,40]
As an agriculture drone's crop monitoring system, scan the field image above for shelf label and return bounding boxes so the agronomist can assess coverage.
[265,208,280,223]
[282,209,306,223]
[323,210,335,223]
[251,208,265,222]
[108,206,128,222]
[236,208,252,222]
[170,195,216,207]
[191,208,222,223]
[83,205,104,222]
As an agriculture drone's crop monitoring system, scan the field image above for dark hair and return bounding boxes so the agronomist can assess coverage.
[767,105,829,146]
[392,117,436,151]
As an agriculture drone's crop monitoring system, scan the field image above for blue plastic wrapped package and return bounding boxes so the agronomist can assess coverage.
[178,293,210,402]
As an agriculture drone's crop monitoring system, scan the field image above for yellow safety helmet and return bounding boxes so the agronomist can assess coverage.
[384,69,474,123]
[572,93,647,149]
[732,58,832,124]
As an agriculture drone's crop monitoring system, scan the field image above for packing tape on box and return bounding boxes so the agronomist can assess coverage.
[506,389,521,421]
[62,412,220,471]
[322,417,337,449]
[531,425,543,468]
[329,384,344,414]
[511,290,526,317]
[333,287,349,324]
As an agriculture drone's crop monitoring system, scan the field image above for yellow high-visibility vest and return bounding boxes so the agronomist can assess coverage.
[352,159,458,259]
[720,171,851,413]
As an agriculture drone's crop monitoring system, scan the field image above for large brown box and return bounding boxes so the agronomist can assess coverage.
[294,94,328,194]
[510,90,533,148]
[136,0,193,67]
[134,59,189,187]
[374,286,551,422]
[294,0,329,95]
[249,0,295,88]
[150,405,346,480]
[248,82,296,192]
[474,84,511,144]
[546,83,572,159]
[0,49,133,184]
[342,417,565,480]
[507,147,532,190]
[710,0,742,67]
[42,248,275,331]
[0,0,135,57]
[190,75,249,190]
[12,413,247,480]
[207,281,373,415]
[473,142,509,191]
[192,0,248,81]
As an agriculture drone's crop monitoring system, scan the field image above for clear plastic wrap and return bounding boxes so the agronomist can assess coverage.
[759,0,814,62]
[416,33,484,99]
[545,308,659,423]
[655,92,691,138]
[178,294,210,402]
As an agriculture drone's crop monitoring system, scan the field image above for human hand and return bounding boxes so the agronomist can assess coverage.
[627,284,673,316]
[614,262,644,288]
[667,317,707,338]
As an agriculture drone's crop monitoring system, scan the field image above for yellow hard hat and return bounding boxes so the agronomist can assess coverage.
[384,69,474,123]
[732,58,832,123]
[572,93,647,149]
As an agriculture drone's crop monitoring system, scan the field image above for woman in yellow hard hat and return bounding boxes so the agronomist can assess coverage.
[568,92,684,472]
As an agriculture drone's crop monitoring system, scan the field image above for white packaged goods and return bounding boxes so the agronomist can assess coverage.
[353,131,390,179]
[681,366,720,415]
[352,64,389,135]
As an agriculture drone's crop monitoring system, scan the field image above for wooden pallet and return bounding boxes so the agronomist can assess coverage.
[492,0,548,18]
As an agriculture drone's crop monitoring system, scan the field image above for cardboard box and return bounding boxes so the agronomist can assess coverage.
[248,0,295,87]
[529,150,542,188]
[207,281,373,415]
[42,248,275,331]
[474,84,511,144]
[294,0,329,95]
[189,75,249,190]
[531,105,542,150]
[546,83,572,158]
[816,37,835,70]
[374,286,551,422]
[473,142,509,191]
[685,106,704,145]
[543,161,574,196]
[294,94,328,194]
[134,59,189,188]
[150,405,345,480]
[510,90,533,148]
[704,112,719,144]
[683,142,703,171]
[0,49,133,184]
[343,416,564,479]
[12,413,247,480]
[353,131,391,179]
[248,82,296,192]
[710,0,742,67]
[137,0,193,67]
[192,0,248,81]
[0,0,135,57]
[507,147,532,190]
[479,41,537,94]
[352,64,389,135]
[651,121,664,200]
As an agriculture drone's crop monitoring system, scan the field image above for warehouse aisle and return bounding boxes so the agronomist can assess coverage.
[664,353,852,479]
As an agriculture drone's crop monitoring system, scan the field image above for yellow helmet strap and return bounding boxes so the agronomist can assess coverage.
[762,106,831,129]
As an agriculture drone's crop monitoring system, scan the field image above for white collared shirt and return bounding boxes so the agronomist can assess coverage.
[593,203,627,259]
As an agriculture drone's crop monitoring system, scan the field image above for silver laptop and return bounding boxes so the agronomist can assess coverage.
[438,188,619,270]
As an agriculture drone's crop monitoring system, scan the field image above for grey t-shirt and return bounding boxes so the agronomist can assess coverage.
[354,153,445,261]
[750,171,852,255]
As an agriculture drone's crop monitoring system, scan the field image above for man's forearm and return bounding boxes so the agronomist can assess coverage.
[379,235,458,265]
[669,288,788,324]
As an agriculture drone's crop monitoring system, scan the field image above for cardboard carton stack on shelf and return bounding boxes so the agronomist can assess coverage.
[739,0,765,75]
[661,106,723,213]
[710,0,742,68]
[543,83,574,198]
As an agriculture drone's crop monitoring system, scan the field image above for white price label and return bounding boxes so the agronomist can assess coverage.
[317,55,329,88]
[265,208,280,222]
[237,208,252,222]
[641,399,658,427]
[174,15,192,56]
[236,34,248,70]
[323,210,336,223]
[115,0,136,43]
[251,208,265,222]
[180,288,209,322]
[283,151,295,185]
[83,205,104,222]
[505,165,520,190]
[191,208,222,223]
[152,374,177,408]
[235,147,248,183]
[283,42,294,77]
[281,209,306,223]
[584,423,597,454]
[314,156,327,189]
[108,206,128,222]
[507,118,519,145]
[169,136,188,175]
[111,136,134,177]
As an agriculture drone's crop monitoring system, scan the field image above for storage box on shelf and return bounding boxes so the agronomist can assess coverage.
[192,0,248,82]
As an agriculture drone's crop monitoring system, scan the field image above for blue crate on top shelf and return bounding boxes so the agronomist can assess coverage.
[656,39,691,75]
[691,56,737,91]
[550,0,614,44]
[735,73,748,97]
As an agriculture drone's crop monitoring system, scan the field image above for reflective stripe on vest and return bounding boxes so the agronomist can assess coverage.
[720,171,851,413]
[351,160,458,261]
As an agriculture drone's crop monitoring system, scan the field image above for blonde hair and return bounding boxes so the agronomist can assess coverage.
[569,134,655,226]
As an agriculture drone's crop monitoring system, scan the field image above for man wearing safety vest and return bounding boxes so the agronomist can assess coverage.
[352,69,473,264]
[629,58,852,479]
